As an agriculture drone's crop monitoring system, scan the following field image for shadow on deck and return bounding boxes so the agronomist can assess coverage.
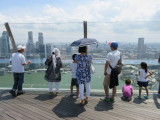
[0,90,160,120]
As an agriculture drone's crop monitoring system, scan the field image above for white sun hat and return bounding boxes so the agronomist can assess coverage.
[17,45,26,50]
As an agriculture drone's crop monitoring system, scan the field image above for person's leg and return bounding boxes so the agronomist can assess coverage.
[111,86,117,99]
[75,79,79,97]
[17,73,24,93]
[79,84,84,104]
[10,73,18,97]
[70,85,73,94]
[48,82,53,92]
[145,87,149,96]
[85,82,90,102]
[139,87,142,97]
[12,73,18,91]
[103,75,110,98]
[55,82,60,93]
[70,79,73,95]
[76,86,80,97]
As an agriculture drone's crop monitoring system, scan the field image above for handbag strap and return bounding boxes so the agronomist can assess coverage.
[109,52,122,69]
[109,64,113,69]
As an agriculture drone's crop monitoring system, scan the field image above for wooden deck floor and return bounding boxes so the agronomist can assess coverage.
[0,90,160,120]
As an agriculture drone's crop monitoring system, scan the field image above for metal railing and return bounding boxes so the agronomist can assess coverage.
[0,22,160,92]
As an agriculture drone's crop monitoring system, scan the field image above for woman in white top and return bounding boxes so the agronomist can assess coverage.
[137,62,152,99]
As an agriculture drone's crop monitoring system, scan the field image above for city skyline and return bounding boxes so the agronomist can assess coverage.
[0,30,159,60]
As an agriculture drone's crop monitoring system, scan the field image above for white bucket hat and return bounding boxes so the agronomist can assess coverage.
[17,45,26,50]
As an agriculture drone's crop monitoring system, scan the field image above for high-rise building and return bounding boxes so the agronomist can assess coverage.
[35,41,39,53]
[28,31,33,43]
[38,32,45,59]
[137,38,146,59]
[46,44,52,57]
[38,33,43,45]
[39,44,45,59]
[0,31,10,58]
[26,31,35,56]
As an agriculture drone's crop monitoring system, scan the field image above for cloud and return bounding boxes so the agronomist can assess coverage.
[0,0,160,43]
[0,0,160,23]
[112,0,160,21]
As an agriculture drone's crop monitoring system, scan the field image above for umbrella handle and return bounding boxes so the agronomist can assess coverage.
[96,43,98,48]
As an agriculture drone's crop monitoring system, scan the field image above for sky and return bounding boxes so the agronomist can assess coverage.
[0,0,160,43]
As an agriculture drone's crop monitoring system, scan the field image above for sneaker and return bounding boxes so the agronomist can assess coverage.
[126,97,132,101]
[144,96,149,99]
[110,98,115,103]
[55,92,59,95]
[80,100,85,106]
[17,91,25,96]
[49,92,54,95]
[9,90,17,97]
[84,99,88,104]
[137,96,141,99]
[70,93,76,96]
[121,96,126,101]
[100,97,110,102]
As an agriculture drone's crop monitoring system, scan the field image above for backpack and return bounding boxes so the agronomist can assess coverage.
[117,58,123,75]
[109,57,123,75]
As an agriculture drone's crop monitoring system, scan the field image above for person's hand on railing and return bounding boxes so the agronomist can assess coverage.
[22,60,31,66]
[27,60,31,64]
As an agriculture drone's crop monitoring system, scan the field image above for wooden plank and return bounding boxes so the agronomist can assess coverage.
[0,102,40,120]
[1,112,15,120]
[0,115,6,120]
[3,111,23,120]
[1,91,160,120]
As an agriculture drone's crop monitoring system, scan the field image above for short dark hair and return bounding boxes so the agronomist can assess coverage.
[72,54,77,61]
[78,46,87,53]
[125,79,131,85]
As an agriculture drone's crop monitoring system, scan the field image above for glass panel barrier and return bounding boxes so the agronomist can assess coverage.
[0,22,159,91]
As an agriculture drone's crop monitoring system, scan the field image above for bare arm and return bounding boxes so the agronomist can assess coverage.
[22,60,31,66]
[145,70,153,79]
[104,61,109,76]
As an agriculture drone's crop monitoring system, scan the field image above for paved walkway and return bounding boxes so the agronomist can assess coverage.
[0,90,160,120]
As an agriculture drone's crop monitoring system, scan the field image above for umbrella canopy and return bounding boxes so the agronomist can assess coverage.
[70,38,98,46]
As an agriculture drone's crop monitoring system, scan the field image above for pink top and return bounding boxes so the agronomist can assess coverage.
[122,85,133,98]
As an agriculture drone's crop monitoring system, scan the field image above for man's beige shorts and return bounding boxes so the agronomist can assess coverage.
[103,74,110,88]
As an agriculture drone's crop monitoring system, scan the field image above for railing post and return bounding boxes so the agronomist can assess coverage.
[83,21,87,93]
[4,22,17,52]
[83,21,87,38]
[158,67,160,94]
[158,57,160,94]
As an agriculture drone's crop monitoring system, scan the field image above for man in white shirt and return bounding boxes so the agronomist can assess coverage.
[9,45,31,97]
[103,41,121,102]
